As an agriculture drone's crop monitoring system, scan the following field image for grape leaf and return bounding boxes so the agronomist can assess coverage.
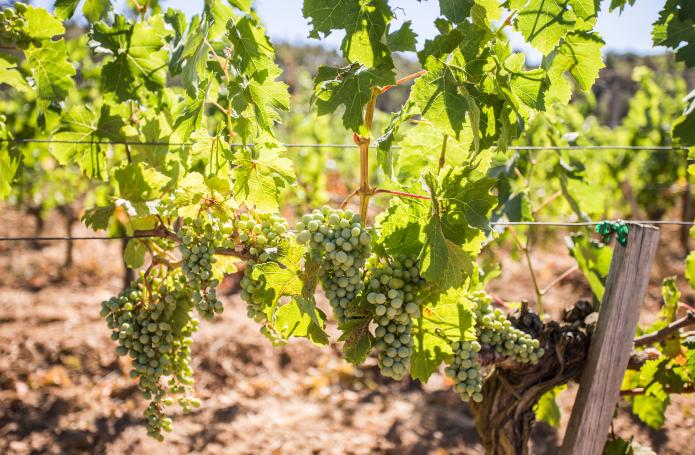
[0,144,20,199]
[276,298,329,346]
[566,233,611,303]
[653,0,695,67]
[438,166,497,235]
[0,56,30,93]
[396,123,475,181]
[83,0,112,23]
[439,0,474,23]
[24,39,75,103]
[229,0,252,11]
[232,144,295,211]
[377,195,430,257]
[420,215,475,289]
[418,169,495,289]
[534,385,566,427]
[673,90,695,145]
[250,237,306,309]
[90,15,169,101]
[204,0,235,41]
[24,7,65,40]
[54,0,80,20]
[178,22,209,97]
[173,81,210,141]
[50,105,124,179]
[412,51,471,140]
[686,250,695,289]
[339,317,373,364]
[172,172,209,215]
[608,0,637,12]
[514,0,585,55]
[411,288,475,381]
[313,63,394,134]
[303,0,394,67]
[631,393,668,429]
[230,65,290,141]
[124,239,147,269]
[553,31,605,91]
[375,100,416,179]
[506,53,548,111]
[227,16,277,76]
[387,21,418,52]
[114,162,169,201]
[82,205,116,230]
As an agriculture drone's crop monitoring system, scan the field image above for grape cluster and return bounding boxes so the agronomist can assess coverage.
[368,255,423,380]
[235,212,289,324]
[295,207,371,323]
[445,340,483,402]
[178,219,223,319]
[100,270,200,440]
[0,4,38,49]
[472,291,545,364]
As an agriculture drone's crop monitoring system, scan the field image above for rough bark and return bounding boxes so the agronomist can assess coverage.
[470,301,594,455]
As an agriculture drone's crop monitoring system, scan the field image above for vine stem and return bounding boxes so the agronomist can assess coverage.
[438,134,448,170]
[541,264,578,295]
[357,87,380,221]
[380,69,428,94]
[620,385,694,396]
[508,226,543,315]
[633,312,695,347]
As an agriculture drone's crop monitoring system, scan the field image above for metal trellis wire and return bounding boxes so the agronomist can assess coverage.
[0,138,690,152]
[0,220,693,242]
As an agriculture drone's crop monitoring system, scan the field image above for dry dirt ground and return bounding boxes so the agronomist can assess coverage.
[0,208,694,455]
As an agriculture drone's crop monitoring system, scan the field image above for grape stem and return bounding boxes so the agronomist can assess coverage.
[132,225,252,260]
[633,311,695,347]
[340,187,360,209]
[379,70,428,94]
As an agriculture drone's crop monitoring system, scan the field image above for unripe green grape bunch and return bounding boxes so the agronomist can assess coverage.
[100,269,201,440]
[295,206,371,323]
[0,4,39,49]
[235,211,289,338]
[445,340,483,402]
[178,218,224,320]
[368,255,424,380]
[472,291,545,364]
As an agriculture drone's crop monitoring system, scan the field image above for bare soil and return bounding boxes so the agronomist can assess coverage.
[0,207,693,454]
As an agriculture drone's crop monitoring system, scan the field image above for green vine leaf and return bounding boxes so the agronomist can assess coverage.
[412,51,471,140]
[313,63,394,134]
[303,0,394,67]
[387,21,418,52]
[411,288,476,381]
[232,144,295,211]
[124,239,147,269]
[90,15,169,101]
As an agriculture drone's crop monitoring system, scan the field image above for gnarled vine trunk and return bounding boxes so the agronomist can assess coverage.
[470,302,594,455]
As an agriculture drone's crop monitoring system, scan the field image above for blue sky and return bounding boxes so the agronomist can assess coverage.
[35,0,667,61]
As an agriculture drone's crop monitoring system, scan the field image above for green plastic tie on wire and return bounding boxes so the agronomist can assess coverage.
[595,220,629,246]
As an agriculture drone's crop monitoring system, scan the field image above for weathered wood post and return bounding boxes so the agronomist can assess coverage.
[561,223,660,455]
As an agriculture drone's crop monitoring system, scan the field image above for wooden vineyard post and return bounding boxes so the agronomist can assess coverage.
[560,224,660,455]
